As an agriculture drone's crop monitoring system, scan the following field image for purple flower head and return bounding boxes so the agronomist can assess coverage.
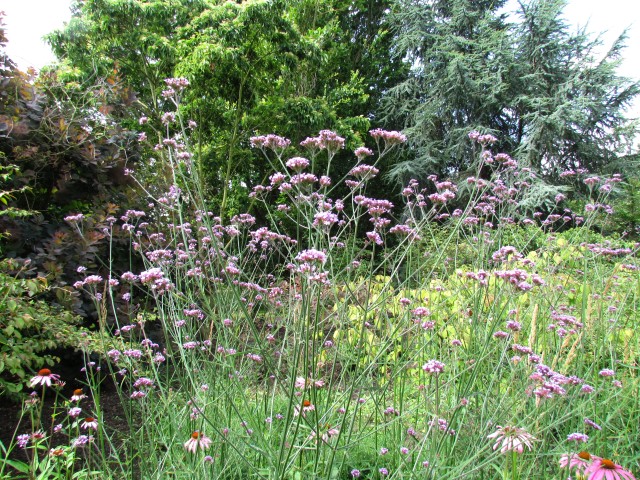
[354,146,373,159]
[296,249,327,264]
[422,360,445,375]
[370,128,407,146]
[286,157,310,171]
[250,134,291,152]
[318,130,345,152]
[567,432,589,443]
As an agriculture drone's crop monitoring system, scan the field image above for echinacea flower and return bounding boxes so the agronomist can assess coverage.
[29,369,60,388]
[49,447,65,457]
[585,457,636,480]
[184,431,213,453]
[81,417,98,431]
[560,451,593,475]
[294,400,316,417]
[487,425,536,454]
[70,389,86,402]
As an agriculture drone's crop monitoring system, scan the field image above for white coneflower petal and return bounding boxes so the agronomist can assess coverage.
[81,417,98,430]
[184,431,212,453]
[29,369,61,388]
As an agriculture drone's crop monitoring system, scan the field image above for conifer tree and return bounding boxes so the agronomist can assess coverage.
[384,0,639,198]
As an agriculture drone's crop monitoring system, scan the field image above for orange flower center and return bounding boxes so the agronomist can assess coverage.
[578,451,591,461]
[73,389,83,396]
[601,459,616,470]
[191,431,200,439]
[38,368,52,376]
[85,417,95,423]
[303,400,311,407]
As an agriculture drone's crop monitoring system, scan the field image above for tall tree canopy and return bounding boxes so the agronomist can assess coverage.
[47,0,405,217]
[383,0,639,198]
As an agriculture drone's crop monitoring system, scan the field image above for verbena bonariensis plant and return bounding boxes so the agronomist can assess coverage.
[4,79,639,480]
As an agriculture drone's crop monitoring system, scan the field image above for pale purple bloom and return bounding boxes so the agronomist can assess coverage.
[72,435,93,448]
[581,384,595,393]
[64,213,84,223]
[354,147,373,159]
[422,360,445,375]
[285,157,310,171]
[584,418,602,430]
[567,432,589,443]
[369,128,407,146]
[17,434,30,448]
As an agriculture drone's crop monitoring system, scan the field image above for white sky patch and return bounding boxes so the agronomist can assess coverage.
[2,0,73,70]
[1,0,639,119]
[503,0,640,120]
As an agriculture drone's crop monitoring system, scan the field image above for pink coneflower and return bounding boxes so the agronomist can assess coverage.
[320,427,340,443]
[585,457,636,480]
[487,425,536,454]
[29,369,60,388]
[559,451,592,475]
[81,417,98,431]
[70,388,86,402]
[294,400,316,417]
[184,431,213,453]
[49,447,65,457]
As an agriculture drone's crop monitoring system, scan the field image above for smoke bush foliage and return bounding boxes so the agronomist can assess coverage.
[4,81,639,480]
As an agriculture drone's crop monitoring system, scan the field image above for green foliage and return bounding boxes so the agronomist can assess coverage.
[0,259,86,398]
[384,0,639,198]
[606,177,640,238]
[47,0,406,217]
